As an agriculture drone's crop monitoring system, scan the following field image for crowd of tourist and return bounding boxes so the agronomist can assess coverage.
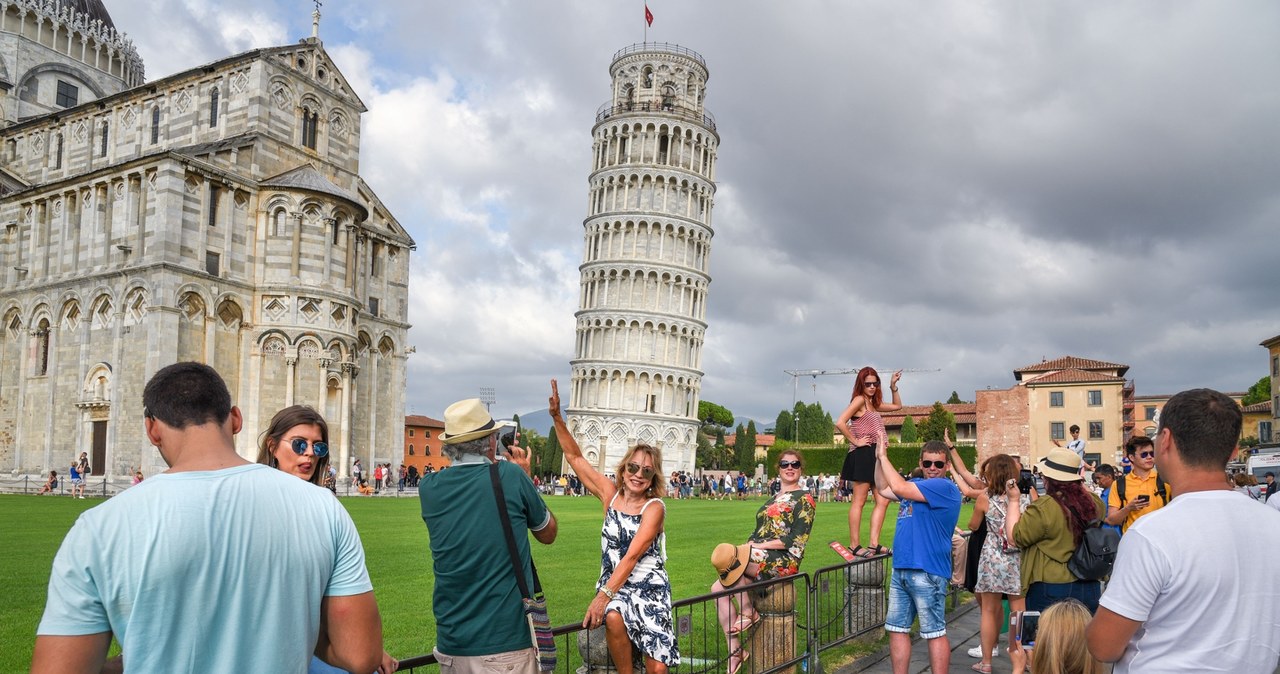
[27,361,1280,674]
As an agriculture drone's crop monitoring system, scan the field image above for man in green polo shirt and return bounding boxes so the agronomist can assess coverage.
[421,399,558,674]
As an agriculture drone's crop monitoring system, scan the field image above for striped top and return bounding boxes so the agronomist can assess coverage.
[847,407,884,445]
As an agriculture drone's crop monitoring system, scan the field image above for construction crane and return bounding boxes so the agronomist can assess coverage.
[782,367,941,442]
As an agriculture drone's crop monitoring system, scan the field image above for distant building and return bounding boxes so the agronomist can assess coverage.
[1263,333,1280,445]
[404,415,448,474]
[0,2,413,479]
[976,356,1134,467]
[879,404,977,444]
[724,432,775,461]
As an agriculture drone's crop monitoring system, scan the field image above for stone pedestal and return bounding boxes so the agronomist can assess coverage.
[576,625,642,674]
[748,582,798,674]
[844,562,886,639]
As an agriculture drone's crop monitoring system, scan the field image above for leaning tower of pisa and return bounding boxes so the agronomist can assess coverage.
[566,43,719,474]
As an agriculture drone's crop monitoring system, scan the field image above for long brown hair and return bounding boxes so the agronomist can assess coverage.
[257,405,330,485]
[1044,476,1098,545]
[983,454,1020,498]
[851,366,883,408]
[612,444,666,499]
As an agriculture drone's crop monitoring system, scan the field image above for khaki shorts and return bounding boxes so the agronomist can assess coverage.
[434,647,537,674]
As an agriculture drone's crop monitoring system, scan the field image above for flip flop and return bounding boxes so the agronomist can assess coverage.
[728,649,751,674]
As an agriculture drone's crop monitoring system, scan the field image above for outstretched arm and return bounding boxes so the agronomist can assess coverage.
[879,370,905,412]
[875,443,925,502]
[944,428,984,494]
[549,379,616,505]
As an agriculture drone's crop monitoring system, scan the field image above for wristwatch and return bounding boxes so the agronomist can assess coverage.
[601,586,617,600]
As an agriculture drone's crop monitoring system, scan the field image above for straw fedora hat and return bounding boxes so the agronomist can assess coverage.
[1038,447,1084,482]
[440,398,497,445]
[711,542,751,586]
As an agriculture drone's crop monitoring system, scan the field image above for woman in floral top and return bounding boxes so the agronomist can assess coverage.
[710,450,816,674]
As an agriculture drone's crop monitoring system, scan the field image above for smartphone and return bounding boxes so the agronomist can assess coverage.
[1017,611,1041,647]
[495,420,518,455]
[1133,495,1151,508]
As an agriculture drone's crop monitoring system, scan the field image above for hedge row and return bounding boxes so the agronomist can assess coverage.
[764,443,977,478]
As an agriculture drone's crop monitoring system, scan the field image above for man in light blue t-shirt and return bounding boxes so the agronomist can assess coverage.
[874,439,962,674]
[33,362,383,674]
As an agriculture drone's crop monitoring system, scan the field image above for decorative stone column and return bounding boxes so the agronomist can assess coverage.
[748,582,799,674]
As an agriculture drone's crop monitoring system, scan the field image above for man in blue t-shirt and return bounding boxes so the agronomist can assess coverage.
[874,439,962,674]
[1093,464,1123,536]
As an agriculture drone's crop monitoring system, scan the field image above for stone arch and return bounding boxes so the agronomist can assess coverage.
[259,331,288,355]
[214,297,244,330]
[377,335,395,358]
[17,62,107,103]
[89,293,114,329]
[82,362,113,402]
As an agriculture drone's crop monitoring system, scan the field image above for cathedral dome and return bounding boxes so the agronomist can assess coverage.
[53,0,116,30]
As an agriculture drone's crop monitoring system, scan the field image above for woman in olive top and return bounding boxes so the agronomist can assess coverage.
[1006,447,1105,613]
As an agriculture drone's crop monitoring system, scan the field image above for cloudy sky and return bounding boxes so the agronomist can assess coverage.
[112,1,1279,425]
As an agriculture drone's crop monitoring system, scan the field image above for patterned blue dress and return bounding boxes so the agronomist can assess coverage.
[598,495,679,666]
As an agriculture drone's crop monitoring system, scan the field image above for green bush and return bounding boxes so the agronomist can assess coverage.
[766,443,977,477]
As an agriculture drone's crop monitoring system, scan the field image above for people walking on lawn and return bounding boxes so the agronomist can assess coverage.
[550,379,678,674]
[421,397,557,674]
[1087,388,1280,673]
[874,438,962,674]
[33,362,383,673]
[710,449,816,674]
[836,367,903,558]
[68,453,88,499]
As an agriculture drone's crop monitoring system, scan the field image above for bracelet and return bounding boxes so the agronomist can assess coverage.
[600,586,617,600]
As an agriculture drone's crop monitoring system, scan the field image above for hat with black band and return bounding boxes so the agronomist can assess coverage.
[1037,447,1084,482]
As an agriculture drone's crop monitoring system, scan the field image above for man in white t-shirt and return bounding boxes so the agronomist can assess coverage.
[32,362,383,673]
[1086,388,1280,673]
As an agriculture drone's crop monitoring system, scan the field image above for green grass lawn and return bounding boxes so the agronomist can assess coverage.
[1,493,973,670]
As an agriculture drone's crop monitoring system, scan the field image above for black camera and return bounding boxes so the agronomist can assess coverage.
[1018,469,1035,493]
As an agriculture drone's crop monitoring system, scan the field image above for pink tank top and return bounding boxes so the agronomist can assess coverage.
[848,408,884,445]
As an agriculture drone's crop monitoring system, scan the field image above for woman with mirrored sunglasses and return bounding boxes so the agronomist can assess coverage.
[549,379,678,674]
[257,405,399,674]
[710,449,816,674]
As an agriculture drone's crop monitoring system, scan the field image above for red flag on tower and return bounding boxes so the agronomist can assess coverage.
[645,4,654,27]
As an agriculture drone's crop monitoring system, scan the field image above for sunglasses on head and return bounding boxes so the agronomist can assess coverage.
[1137,451,1154,459]
[626,462,655,479]
[289,437,329,457]
[920,460,946,469]
[778,460,802,469]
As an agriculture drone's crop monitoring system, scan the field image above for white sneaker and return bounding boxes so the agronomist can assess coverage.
[967,645,998,658]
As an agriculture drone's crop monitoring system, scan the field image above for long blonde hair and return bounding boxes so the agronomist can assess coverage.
[1031,600,1104,674]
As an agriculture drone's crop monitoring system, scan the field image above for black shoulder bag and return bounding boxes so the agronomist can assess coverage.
[490,463,556,672]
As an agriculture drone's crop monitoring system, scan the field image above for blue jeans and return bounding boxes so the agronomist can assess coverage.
[1025,580,1101,613]
[886,569,949,638]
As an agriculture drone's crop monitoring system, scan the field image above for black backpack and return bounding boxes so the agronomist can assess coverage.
[1115,472,1168,506]
[1068,519,1120,581]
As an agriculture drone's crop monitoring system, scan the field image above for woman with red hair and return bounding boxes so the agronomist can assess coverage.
[836,367,902,557]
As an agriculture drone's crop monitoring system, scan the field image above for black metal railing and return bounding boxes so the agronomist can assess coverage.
[398,554,891,674]
[595,101,717,132]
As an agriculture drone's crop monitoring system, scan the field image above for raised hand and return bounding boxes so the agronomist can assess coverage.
[549,379,563,419]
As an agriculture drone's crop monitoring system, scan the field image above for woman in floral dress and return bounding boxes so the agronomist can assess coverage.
[549,380,678,674]
[710,449,816,674]
[952,449,1029,674]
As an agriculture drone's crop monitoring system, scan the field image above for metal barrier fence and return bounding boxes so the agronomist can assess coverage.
[398,554,891,674]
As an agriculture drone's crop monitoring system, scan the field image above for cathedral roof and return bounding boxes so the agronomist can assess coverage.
[261,164,368,220]
[55,0,116,30]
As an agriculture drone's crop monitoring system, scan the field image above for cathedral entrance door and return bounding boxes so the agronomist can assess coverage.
[91,421,107,476]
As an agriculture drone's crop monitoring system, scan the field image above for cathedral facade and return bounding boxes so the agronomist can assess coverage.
[0,0,413,480]
[566,43,718,474]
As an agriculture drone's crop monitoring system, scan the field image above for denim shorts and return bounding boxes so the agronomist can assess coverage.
[886,569,949,638]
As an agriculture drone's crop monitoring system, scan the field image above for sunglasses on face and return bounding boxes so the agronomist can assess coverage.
[778,460,802,469]
[289,437,329,457]
[626,462,655,479]
[920,460,946,469]
[1137,451,1154,459]
[864,381,879,388]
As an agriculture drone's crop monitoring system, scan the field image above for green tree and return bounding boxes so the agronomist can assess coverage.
[946,391,963,404]
[740,420,759,472]
[542,426,563,475]
[696,431,732,469]
[1243,376,1271,406]
[795,401,834,444]
[715,427,726,447]
[775,410,794,442]
[900,415,918,443]
[918,402,958,442]
[698,400,735,428]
